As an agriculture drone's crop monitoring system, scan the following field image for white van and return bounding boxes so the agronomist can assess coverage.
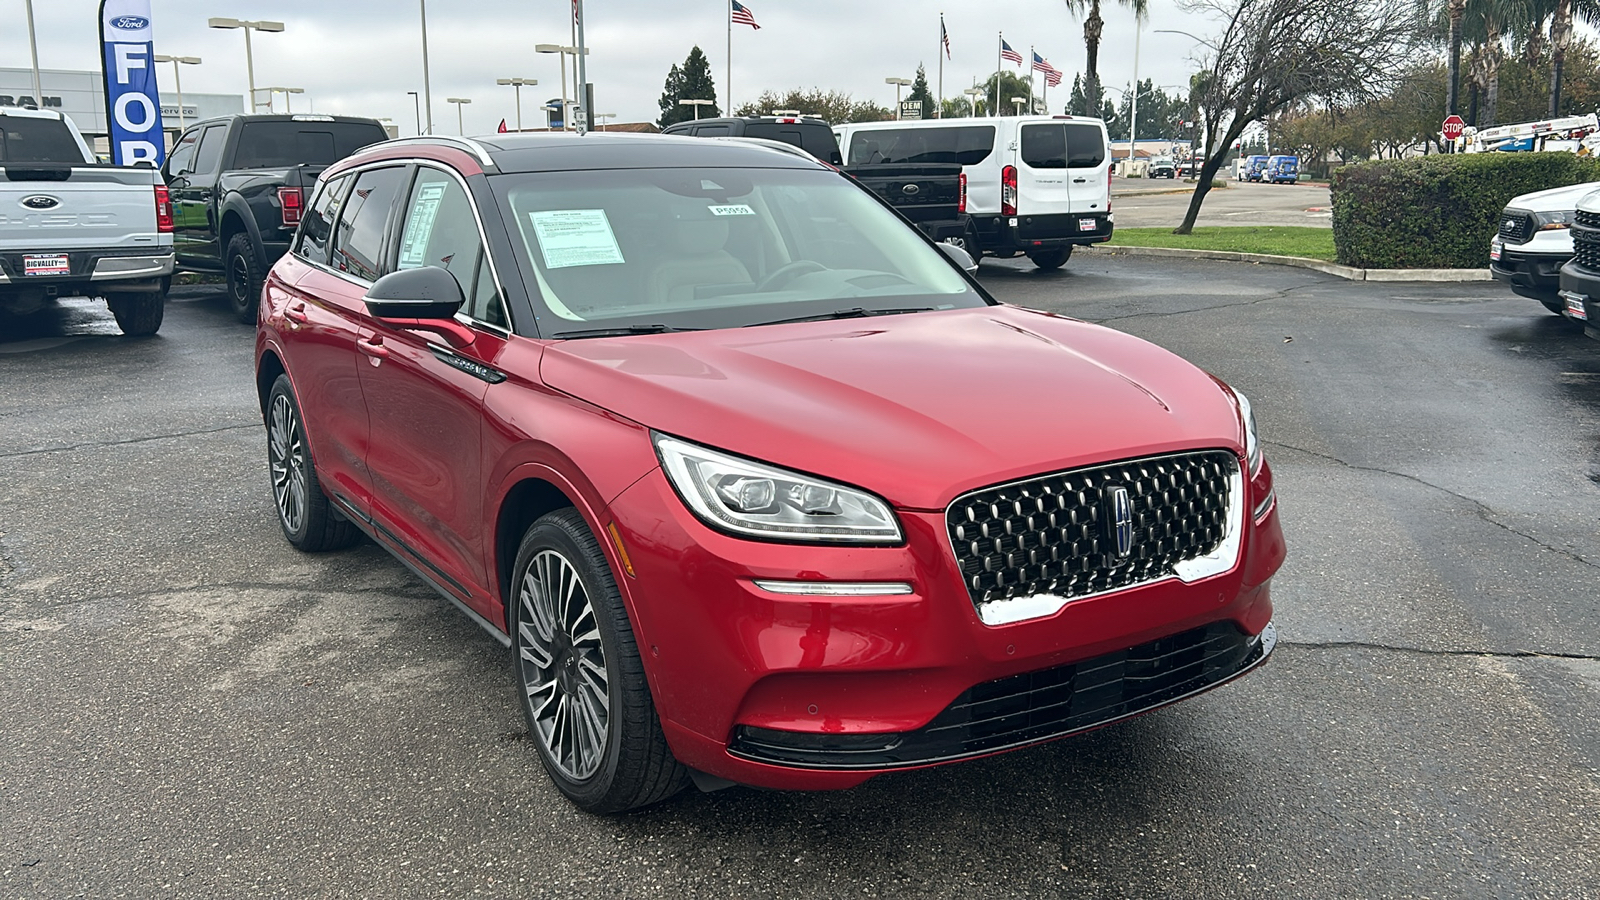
[834,115,1112,270]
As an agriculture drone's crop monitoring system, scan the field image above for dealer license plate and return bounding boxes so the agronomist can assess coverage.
[23,254,70,276]
[1077,218,1097,233]
[1560,291,1589,320]
[1489,238,1502,262]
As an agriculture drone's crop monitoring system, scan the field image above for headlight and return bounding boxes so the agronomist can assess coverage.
[653,434,902,543]
[1233,390,1263,475]
[1534,210,1573,231]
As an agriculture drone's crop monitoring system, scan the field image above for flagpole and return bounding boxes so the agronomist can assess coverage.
[994,33,1001,118]
[937,13,944,119]
[576,0,588,132]
[727,0,733,114]
[1027,47,1034,114]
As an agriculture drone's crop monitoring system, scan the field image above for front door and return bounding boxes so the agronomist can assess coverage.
[169,124,227,267]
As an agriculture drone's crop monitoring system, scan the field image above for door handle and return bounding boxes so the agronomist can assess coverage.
[1072,177,1088,183]
[284,302,308,324]
[358,336,390,361]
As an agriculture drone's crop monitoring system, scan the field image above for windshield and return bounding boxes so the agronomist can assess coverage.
[494,166,985,336]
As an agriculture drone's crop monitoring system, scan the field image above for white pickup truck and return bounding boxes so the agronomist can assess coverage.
[1,107,174,335]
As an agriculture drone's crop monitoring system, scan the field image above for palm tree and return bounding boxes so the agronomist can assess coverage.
[1545,0,1600,115]
[1063,0,1149,111]
[1452,0,1536,126]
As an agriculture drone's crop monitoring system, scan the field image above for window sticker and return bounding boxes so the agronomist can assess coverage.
[397,182,448,269]
[527,209,626,269]
[707,204,756,217]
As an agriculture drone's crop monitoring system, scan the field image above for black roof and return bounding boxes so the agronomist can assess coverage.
[178,113,386,130]
[470,131,826,174]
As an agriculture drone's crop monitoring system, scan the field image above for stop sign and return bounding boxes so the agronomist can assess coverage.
[1442,115,1466,140]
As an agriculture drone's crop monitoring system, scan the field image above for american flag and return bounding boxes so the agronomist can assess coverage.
[1032,51,1062,87]
[572,0,580,25]
[941,15,951,59]
[1000,39,1023,66]
[731,0,760,29]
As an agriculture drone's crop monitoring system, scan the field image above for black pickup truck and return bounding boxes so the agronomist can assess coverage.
[662,115,969,247]
[162,114,389,322]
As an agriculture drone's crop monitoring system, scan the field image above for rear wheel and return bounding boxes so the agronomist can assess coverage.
[226,232,265,325]
[266,375,360,551]
[1028,246,1073,271]
[512,509,688,813]
[106,289,165,337]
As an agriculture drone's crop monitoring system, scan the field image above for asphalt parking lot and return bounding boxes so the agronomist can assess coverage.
[3,255,1598,898]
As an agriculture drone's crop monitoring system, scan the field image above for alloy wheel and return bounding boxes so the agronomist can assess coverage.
[268,393,307,535]
[518,549,610,781]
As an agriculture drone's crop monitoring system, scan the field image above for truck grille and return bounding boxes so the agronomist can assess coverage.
[1498,212,1533,244]
[1576,210,1600,229]
[1572,222,1600,270]
[945,451,1237,611]
[730,620,1275,769]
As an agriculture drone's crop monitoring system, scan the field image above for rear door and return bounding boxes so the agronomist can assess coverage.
[1017,120,1107,216]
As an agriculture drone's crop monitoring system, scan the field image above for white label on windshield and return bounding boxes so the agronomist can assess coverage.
[528,209,625,269]
[707,204,755,217]
[397,182,448,269]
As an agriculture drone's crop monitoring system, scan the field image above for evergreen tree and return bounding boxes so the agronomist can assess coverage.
[907,64,935,119]
[735,88,892,123]
[657,46,721,128]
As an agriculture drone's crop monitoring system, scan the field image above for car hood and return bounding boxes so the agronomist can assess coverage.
[1509,180,1600,213]
[540,306,1245,510]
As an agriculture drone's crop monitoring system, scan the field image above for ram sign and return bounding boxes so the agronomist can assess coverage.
[98,0,165,166]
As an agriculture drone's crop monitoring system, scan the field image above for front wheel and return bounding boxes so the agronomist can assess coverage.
[512,509,688,813]
[226,232,265,325]
[1028,246,1073,271]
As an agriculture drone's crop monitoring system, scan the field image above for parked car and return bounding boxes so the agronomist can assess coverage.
[162,113,389,322]
[1265,155,1300,184]
[1243,155,1269,182]
[1490,182,1597,316]
[665,115,969,249]
[1149,157,1176,178]
[0,107,173,335]
[1556,190,1600,337]
[835,116,1114,270]
[255,132,1285,812]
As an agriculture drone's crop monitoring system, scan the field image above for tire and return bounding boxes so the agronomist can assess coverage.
[106,290,164,336]
[226,232,265,325]
[511,509,688,813]
[266,375,360,552]
[1028,246,1073,271]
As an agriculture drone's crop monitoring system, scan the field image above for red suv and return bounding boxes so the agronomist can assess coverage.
[255,133,1285,813]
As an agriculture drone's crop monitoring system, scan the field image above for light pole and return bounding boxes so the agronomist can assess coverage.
[535,44,589,131]
[154,55,201,130]
[885,76,912,118]
[594,113,616,131]
[1129,22,1142,169]
[207,18,285,112]
[447,97,471,135]
[1011,96,1028,115]
[406,91,422,135]
[962,86,986,117]
[496,78,538,132]
[418,0,434,134]
[261,87,304,114]
[24,0,42,109]
[678,99,714,120]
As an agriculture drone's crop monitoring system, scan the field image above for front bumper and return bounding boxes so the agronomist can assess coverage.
[1490,241,1567,300]
[1558,260,1600,335]
[606,461,1285,790]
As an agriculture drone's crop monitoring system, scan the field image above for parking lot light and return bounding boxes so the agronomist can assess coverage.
[678,98,714,120]
[885,76,912,119]
[208,18,285,112]
[153,55,201,130]
[496,77,538,132]
[447,97,471,135]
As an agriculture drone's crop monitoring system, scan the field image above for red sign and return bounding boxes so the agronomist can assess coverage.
[1442,115,1465,140]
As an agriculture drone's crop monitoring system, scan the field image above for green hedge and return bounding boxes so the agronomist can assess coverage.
[1331,153,1600,268]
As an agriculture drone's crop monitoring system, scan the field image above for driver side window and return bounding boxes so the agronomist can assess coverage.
[165,131,198,177]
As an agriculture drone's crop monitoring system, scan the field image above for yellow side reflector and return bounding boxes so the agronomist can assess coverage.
[606,522,636,578]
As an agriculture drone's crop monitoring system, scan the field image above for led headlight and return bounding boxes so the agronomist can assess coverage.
[1534,210,1573,231]
[653,434,902,543]
[1233,389,1263,476]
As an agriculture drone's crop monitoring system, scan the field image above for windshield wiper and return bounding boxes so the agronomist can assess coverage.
[550,324,703,339]
[745,307,936,328]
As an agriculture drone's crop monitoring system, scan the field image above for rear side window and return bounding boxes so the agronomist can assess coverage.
[1063,123,1106,168]
[696,125,732,136]
[0,116,85,163]
[295,173,352,265]
[330,166,407,281]
[744,123,842,165]
[845,126,994,166]
[232,122,387,169]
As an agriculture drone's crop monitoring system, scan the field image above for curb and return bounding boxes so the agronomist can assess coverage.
[1088,244,1493,283]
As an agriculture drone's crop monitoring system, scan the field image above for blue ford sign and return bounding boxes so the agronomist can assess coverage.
[98,0,165,167]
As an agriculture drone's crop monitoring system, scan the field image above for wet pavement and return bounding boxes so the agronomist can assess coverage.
[2,261,1597,899]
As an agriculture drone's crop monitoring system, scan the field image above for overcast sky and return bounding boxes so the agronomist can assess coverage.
[7,1,1224,135]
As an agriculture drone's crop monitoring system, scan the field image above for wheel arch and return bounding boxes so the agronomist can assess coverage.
[219,197,264,259]
[494,475,579,629]
[256,348,286,418]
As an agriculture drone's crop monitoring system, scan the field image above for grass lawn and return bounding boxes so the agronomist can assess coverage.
[1108,226,1337,262]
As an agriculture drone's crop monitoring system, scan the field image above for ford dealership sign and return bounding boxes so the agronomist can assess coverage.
[98,0,165,167]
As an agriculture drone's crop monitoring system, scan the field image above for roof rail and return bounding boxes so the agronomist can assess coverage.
[360,135,498,170]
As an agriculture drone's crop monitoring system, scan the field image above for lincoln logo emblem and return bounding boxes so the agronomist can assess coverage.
[1106,485,1134,559]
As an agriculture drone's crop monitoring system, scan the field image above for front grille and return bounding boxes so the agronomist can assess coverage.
[731,620,1274,769]
[1499,212,1533,244]
[1572,224,1600,270]
[946,451,1237,610]
[1576,210,1600,229]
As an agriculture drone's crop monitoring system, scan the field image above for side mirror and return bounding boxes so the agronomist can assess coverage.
[937,241,978,276]
[364,266,465,320]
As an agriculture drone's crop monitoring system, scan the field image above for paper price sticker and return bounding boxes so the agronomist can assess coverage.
[528,209,626,269]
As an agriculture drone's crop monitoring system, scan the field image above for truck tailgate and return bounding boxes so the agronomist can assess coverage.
[0,168,163,252]
[842,163,963,224]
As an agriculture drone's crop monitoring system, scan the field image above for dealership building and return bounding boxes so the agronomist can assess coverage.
[1,66,243,151]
